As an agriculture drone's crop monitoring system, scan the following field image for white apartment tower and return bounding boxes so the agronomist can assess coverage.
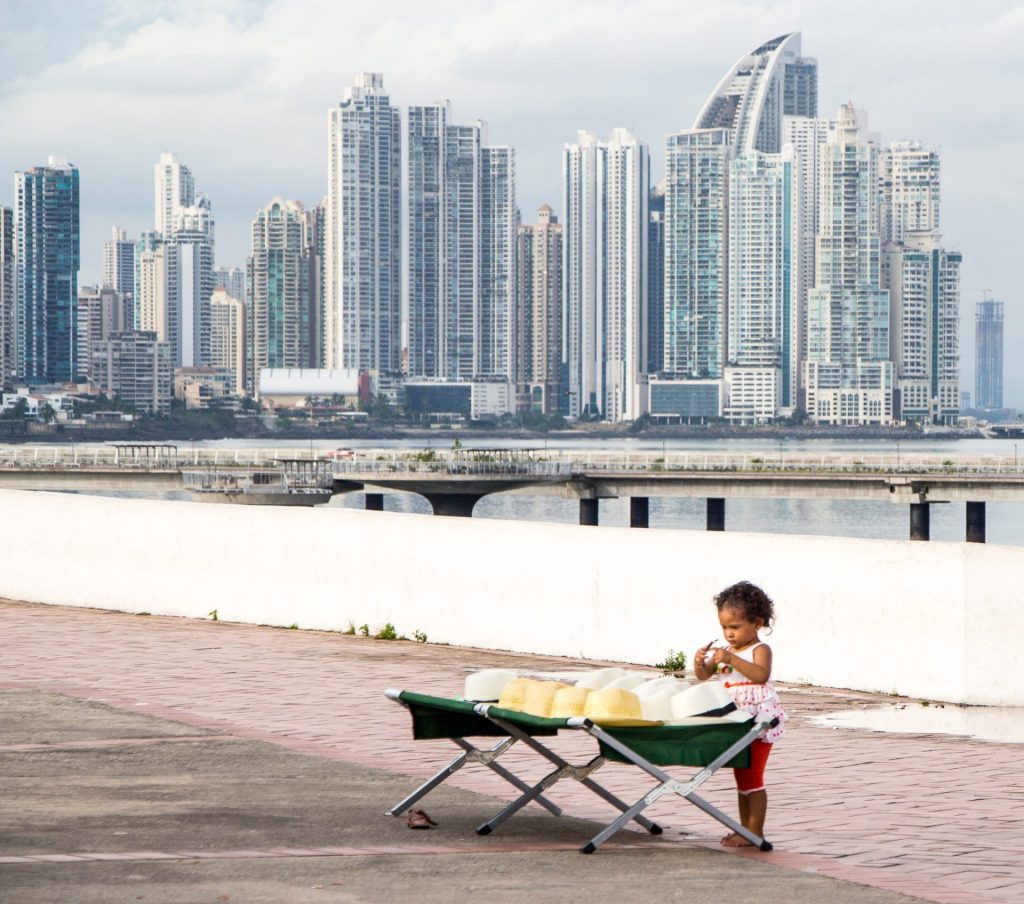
[880,141,941,244]
[210,287,245,395]
[407,104,517,382]
[804,103,893,425]
[726,147,800,413]
[154,152,195,238]
[103,227,135,297]
[563,128,648,422]
[325,73,401,375]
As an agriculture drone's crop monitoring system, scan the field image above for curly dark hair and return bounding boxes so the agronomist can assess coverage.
[714,581,775,629]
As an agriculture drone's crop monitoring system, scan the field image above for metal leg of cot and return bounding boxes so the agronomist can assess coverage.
[385,736,563,818]
[474,708,662,837]
[574,719,774,854]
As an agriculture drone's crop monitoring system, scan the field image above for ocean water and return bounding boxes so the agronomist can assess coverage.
[192,435,1024,547]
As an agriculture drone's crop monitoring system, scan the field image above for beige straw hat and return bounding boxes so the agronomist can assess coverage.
[496,678,535,711]
[521,681,571,718]
[549,686,591,719]
[583,688,662,727]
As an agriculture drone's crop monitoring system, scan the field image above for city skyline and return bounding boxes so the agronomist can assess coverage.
[1,1,1020,403]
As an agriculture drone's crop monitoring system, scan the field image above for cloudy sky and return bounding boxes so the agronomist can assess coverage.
[2,0,1021,404]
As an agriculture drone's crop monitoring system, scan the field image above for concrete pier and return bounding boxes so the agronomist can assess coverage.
[910,502,930,541]
[706,498,725,531]
[966,501,986,543]
[629,497,649,528]
[579,498,599,526]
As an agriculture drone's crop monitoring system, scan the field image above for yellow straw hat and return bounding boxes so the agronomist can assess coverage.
[521,681,570,717]
[583,688,662,727]
[496,678,535,711]
[549,685,591,719]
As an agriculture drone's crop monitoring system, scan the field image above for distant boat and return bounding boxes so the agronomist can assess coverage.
[183,459,333,506]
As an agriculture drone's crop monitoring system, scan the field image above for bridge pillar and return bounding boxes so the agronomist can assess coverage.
[364,492,384,511]
[707,498,725,532]
[629,497,649,529]
[966,501,986,543]
[425,494,482,517]
[910,503,930,541]
[580,498,599,526]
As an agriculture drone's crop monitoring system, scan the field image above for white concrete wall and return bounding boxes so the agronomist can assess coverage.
[1,489,1020,707]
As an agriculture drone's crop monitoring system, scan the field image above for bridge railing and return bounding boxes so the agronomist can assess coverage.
[1,444,1023,477]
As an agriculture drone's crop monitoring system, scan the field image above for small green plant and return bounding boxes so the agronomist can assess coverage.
[654,649,688,673]
[208,609,219,622]
[358,623,370,637]
[413,629,428,644]
[342,622,356,636]
[375,622,398,640]
[289,623,298,630]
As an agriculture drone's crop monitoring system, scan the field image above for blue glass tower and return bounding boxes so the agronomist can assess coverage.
[15,157,80,383]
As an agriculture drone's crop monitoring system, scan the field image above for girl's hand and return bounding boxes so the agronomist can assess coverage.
[708,648,732,667]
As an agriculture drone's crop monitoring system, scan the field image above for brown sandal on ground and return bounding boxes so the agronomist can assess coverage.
[406,808,437,829]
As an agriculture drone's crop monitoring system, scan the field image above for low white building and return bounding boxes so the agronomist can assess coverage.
[723,367,779,425]
[257,368,360,407]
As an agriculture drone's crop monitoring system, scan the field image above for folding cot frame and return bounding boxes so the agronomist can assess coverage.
[385,689,777,854]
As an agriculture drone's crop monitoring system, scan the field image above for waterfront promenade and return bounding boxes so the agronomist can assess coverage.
[1,600,1022,903]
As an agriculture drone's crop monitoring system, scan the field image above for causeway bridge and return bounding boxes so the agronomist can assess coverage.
[3,443,1024,542]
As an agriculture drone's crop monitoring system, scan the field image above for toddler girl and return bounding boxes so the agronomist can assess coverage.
[693,580,786,847]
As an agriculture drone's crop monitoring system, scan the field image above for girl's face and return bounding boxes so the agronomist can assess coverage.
[718,606,762,649]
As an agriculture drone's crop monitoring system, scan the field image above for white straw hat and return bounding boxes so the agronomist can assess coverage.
[463,669,518,702]
[634,676,691,698]
[574,668,629,690]
[639,685,683,721]
[669,682,751,722]
[602,672,654,691]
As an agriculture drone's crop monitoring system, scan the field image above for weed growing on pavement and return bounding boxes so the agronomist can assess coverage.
[375,622,398,640]
[208,609,219,622]
[655,649,687,673]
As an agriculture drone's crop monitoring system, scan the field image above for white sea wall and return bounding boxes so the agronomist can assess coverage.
[1,489,1019,706]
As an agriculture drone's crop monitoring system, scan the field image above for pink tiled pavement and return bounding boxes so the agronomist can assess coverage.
[2,600,1023,904]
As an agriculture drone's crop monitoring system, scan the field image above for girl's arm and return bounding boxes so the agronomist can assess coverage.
[710,644,772,684]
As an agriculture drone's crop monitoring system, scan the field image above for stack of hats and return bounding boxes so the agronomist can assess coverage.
[460,665,752,727]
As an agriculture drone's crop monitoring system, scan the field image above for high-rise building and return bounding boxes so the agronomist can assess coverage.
[103,228,135,298]
[90,330,172,415]
[666,33,816,421]
[516,204,563,413]
[213,266,245,304]
[663,128,729,379]
[0,207,12,388]
[726,148,801,411]
[77,285,128,382]
[209,287,245,395]
[563,129,649,421]
[975,298,1004,410]
[879,141,941,244]
[134,231,173,340]
[168,195,215,368]
[694,33,812,155]
[246,198,310,391]
[303,200,326,368]
[14,156,80,383]
[325,73,401,375]
[154,152,194,237]
[407,104,517,382]
[882,234,960,423]
[647,184,665,375]
[804,104,893,425]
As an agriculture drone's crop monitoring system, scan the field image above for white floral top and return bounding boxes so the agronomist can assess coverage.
[717,642,787,744]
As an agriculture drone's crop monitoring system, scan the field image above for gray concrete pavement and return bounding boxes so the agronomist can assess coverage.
[0,688,918,904]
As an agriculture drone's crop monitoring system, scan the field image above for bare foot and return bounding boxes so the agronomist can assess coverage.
[721,832,755,847]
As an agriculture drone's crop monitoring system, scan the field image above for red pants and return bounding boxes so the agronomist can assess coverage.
[733,739,772,795]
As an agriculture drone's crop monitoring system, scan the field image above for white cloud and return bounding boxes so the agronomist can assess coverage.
[1,0,1021,400]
